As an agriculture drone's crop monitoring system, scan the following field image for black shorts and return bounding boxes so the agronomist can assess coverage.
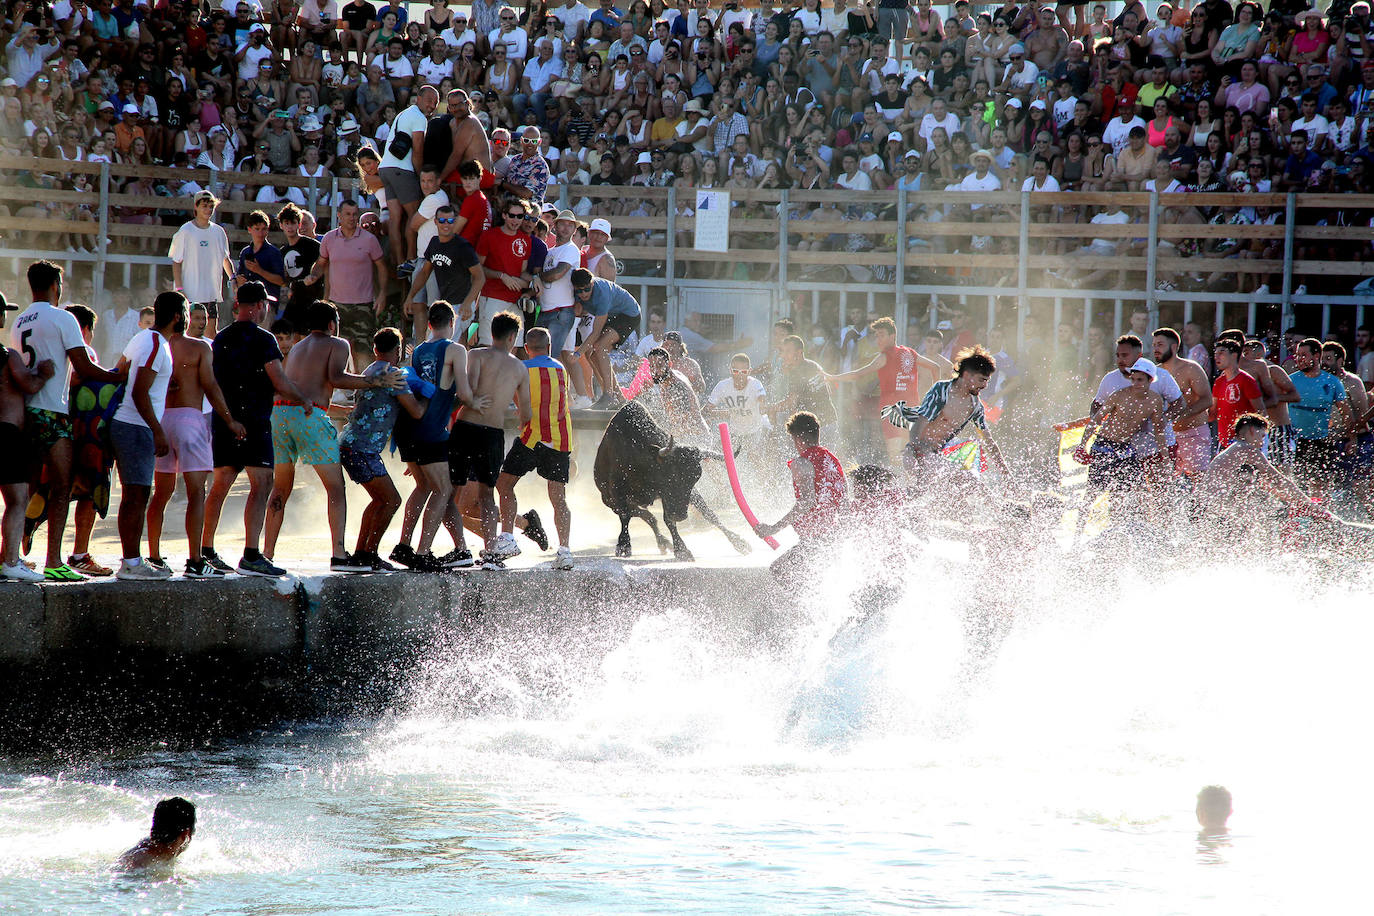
[501,438,570,484]
[1293,438,1337,482]
[212,415,274,471]
[0,421,26,485]
[602,311,638,345]
[398,433,448,467]
[449,419,504,487]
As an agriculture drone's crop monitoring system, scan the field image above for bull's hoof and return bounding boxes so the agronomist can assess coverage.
[673,545,695,562]
[726,533,752,554]
[654,536,671,554]
[616,540,631,558]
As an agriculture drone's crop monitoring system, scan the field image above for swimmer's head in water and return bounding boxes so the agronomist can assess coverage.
[151,797,196,845]
[1232,412,1270,445]
[1196,785,1232,833]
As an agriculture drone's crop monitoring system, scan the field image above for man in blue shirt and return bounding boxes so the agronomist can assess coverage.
[1280,130,1323,191]
[236,209,287,312]
[570,267,640,408]
[589,0,624,31]
[1288,336,1354,495]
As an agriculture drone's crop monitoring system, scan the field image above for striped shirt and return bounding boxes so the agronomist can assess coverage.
[520,354,572,452]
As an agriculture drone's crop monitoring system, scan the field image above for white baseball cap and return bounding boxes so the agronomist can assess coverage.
[1128,357,1158,380]
[589,218,612,235]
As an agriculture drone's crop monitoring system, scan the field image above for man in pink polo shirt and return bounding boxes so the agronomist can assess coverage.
[306,199,388,366]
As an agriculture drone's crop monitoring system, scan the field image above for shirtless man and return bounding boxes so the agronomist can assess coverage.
[145,305,246,578]
[116,797,195,873]
[0,301,53,582]
[894,346,1011,477]
[1321,341,1373,514]
[450,310,530,570]
[1079,358,1168,517]
[644,345,709,442]
[263,300,405,571]
[1153,327,1214,477]
[436,89,494,191]
[1200,412,1329,528]
[581,218,618,283]
[1242,338,1300,465]
[1025,5,1069,71]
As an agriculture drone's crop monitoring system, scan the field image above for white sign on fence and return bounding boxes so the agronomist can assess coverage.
[694,190,730,252]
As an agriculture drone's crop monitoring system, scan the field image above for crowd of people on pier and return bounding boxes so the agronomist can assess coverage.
[6,0,1374,293]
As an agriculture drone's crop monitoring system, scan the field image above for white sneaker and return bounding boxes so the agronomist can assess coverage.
[1294,284,1307,297]
[1253,283,1270,296]
[2,561,45,582]
[553,547,574,570]
[490,532,521,559]
[116,558,172,580]
[571,395,595,410]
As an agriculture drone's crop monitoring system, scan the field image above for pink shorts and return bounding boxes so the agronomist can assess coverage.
[1174,423,1213,476]
[155,407,214,474]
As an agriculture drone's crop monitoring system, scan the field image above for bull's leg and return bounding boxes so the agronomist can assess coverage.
[616,513,633,557]
[630,507,671,554]
[689,489,752,554]
[664,516,694,562]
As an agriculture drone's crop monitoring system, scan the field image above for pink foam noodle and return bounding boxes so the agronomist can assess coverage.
[718,422,780,550]
[619,358,653,400]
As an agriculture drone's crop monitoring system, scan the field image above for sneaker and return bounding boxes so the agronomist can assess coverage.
[396,258,417,279]
[146,556,172,575]
[201,547,234,573]
[1253,283,1270,296]
[438,548,475,568]
[571,395,596,410]
[237,553,287,578]
[522,510,548,551]
[409,552,445,572]
[490,532,521,559]
[479,550,507,571]
[553,546,574,570]
[331,553,372,572]
[115,559,171,581]
[364,552,397,572]
[590,393,621,410]
[1294,284,1307,297]
[2,561,46,582]
[43,564,86,582]
[67,554,114,577]
[389,543,418,569]
[185,557,227,579]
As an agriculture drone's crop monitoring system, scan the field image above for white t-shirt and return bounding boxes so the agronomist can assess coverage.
[113,328,173,428]
[1102,116,1146,155]
[168,220,231,304]
[541,240,581,310]
[708,376,767,435]
[1094,366,1183,452]
[440,27,478,50]
[635,332,668,357]
[372,52,415,82]
[9,301,85,414]
[1052,95,1078,130]
[1022,175,1062,191]
[379,104,429,171]
[236,40,273,81]
[1293,114,1330,142]
[836,169,872,191]
[417,56,453,86]
[415,188,451,261]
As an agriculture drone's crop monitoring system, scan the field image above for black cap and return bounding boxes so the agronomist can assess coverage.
[237,281,270,304]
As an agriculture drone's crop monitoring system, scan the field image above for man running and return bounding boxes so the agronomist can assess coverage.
[263,300,406,572]
[1320,341,1372,512]
[894,346,1011,477]
[767,335,838,441]
[1288,337,1354,496]
[1242,337,1300,465]
[1212,338,1267,451]
[754,411,847,582]
[570,267,642,409]
[1079,358,1168,517]
[450,310,531,570]
[202,282,312,578]
[391,300,489,572]
[145,294,246,578]
[1091,334,1183,487]
[1153,327,1214,477]
[705,352,768,455]
[645,346,709,442]
[492,327,574,569]
[11,260,124,580]
[824,316,942,464]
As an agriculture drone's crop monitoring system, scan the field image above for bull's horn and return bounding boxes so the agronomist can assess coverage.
[657,435,675,459]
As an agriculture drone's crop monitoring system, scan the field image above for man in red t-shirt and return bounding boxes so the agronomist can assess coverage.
[452,159,491,247]
[1211,338,1266,448]
[474,200,535,346]
[824,316,942,463]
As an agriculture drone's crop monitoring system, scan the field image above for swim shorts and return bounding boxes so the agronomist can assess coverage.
[0,421,26,484]
[24,406,71,452]
[603,311,638,344]
[449,418,505,487]
[1292,437,1337,484]
[1087,437,1141,492]
[155,407,214,474]
[340,446,387,484]
[271,403,339,465]
[501,438,570,484]
[212,414,274,471]
[110,418,155,487]
[1173,424,1213,476]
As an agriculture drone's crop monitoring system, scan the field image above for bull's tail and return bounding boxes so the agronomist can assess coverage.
[689,489,752,554]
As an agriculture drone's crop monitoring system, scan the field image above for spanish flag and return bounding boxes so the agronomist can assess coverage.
[1054,418,1109,540]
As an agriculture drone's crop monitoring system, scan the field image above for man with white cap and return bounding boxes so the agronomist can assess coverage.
[1090,334,1184,488]
[538,209,587,404]
[998,42,1039,95]
[1078,356,1168,512]
[169,190,235,338]
[581,216,617,282]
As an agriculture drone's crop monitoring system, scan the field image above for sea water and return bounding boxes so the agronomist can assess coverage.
[2,547,1372,915]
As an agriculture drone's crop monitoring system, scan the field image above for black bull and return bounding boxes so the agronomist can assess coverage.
[593,401,752,561]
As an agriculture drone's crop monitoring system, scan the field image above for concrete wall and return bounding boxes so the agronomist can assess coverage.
[0,567,785,751]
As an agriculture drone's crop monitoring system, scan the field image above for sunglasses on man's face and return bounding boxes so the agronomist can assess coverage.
[505,211,525,219]
[436,216,456,224]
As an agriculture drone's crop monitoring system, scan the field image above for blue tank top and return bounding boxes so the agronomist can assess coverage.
[410,338,456,443]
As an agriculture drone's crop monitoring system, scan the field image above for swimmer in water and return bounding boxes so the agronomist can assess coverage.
[1196,785,1232,836]
[116,797,196,871]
